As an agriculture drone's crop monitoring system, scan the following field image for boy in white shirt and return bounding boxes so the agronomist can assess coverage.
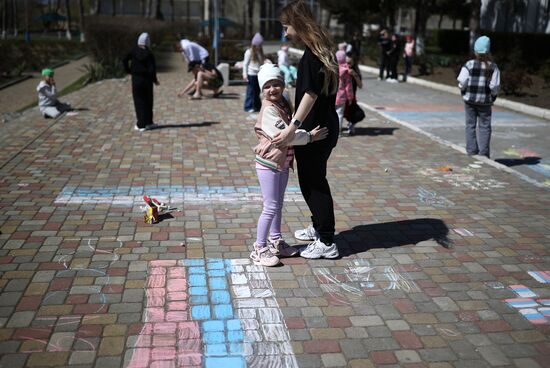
[36,68,72,119]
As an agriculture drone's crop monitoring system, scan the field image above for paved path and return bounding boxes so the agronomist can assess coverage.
[0,52,549,368]
[355,74,550,187]
[0,56,92,116]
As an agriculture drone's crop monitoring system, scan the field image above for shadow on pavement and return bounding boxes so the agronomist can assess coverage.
[335,218,452,257]
[212,93,240,100]
[352,127,399,136]
[151,121,220,130]
[495,156,541,167]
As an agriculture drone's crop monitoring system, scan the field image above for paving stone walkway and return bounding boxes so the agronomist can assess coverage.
[0,52,549,368]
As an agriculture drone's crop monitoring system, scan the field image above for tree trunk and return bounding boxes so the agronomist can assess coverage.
[145,0,151,18]
[120,0,124,15]
[2,0,6,39]
[140,0,145,17]
[438,13,443,29]
[154,0,163,20]
[12,0,17,36]
[92,0,101,15]
[169,0,174,22]
[469,0,480,52]
[65,0,72,39]
[452,17,456,30]
[414,0,427,55]
[78,0,85,42]
[112,0,116,16]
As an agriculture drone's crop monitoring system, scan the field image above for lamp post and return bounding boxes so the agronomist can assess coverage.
[213,0,219,66]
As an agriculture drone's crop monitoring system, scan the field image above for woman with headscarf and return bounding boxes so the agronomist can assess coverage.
[123,32,159,132]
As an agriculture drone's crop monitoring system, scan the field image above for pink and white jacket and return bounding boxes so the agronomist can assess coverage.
[336,63,354,106]
[254,99,311,171]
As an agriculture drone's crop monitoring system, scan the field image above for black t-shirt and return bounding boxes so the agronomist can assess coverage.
[295,47,339,149]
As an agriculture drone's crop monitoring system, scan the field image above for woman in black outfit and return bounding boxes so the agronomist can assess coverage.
[273,0,340,259]
[123,32,159,132]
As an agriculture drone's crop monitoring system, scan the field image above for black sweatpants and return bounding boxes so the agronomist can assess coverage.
[295,145,335,245]
[132,75,154,128]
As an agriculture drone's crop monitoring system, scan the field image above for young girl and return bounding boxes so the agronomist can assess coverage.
[335,50,354,135]
[243,32,265,112]
[273,0,340,260]
[403,35,415,82]
[345,52,363,135]
[277,45,297,86]
[252,63,328,266]
[36,68,72,119]
[457,35,500,158]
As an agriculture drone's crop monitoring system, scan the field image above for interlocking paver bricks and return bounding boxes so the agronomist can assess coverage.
[0,51,549,367]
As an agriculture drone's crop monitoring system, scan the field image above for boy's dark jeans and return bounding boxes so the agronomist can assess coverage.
[464,102,492,157]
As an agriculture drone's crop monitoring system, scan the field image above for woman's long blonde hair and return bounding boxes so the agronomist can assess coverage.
[280,0,338,95]
[251,45,264,64]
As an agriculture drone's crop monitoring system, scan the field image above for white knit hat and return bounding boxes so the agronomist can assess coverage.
[257,64,284,90]
[138,32,150,47]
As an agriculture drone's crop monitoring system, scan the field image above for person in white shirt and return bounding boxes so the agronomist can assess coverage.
[36,68,72,119]
[243,32,266,112]
[177,39,209,65]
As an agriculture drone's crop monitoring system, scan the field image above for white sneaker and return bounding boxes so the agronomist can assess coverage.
[134,125,146,132]
[268,237,298,257]
[250,243,280,267]
[300,239,339,259]
[294,224,319,241]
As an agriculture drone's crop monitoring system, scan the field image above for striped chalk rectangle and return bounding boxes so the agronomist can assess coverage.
[537,299,550,306]
[510,284,537,298]
[528,271,550,284]
[505,298,539,309]
[519,308,549,325]
[539,307,550,318]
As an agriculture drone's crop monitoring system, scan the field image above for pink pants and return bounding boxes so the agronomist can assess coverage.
[255,166,289,247]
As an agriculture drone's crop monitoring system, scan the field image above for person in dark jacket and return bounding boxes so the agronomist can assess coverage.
[123,33,159,132]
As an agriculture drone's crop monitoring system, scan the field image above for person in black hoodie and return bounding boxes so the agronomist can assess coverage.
[123,33,159,132]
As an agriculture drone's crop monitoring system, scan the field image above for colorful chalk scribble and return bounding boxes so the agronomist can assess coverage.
[126,259,297,368]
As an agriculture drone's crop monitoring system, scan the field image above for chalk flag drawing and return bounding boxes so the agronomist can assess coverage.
[55,185,304,206]
[126,258,297,368]
[510,285,537,298]
[503,283,549,325]
[417,168,507,190]
[21,238,123,353]
[416,186,455,208]
[528,271,550,284]
[304,259,419,305]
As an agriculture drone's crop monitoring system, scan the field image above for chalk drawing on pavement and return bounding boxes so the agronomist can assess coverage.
[417,187,455,208]
[55,185,304,206]
[126,258,298,368]
[502,280,549,325]
[303,259,419,305]
[417,168,507,190]
[20,237,124,354]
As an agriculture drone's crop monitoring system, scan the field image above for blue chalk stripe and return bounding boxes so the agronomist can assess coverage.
[185,259,246,367]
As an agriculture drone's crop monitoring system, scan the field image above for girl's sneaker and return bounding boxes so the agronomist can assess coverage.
[250,243,280,267]
[268,237,298,257]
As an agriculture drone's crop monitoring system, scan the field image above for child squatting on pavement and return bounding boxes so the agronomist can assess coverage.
[251,64,328,267]
[457,35,500,158]
[36,68,73,119]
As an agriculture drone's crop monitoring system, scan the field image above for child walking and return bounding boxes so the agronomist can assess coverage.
[36,68,72,118]
[252,64,328,266]
[243,32,266,113]
[457,36,500,158]
[335,50,354,135]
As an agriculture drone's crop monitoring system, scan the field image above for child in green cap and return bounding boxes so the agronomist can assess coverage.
[36,68,72,118]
